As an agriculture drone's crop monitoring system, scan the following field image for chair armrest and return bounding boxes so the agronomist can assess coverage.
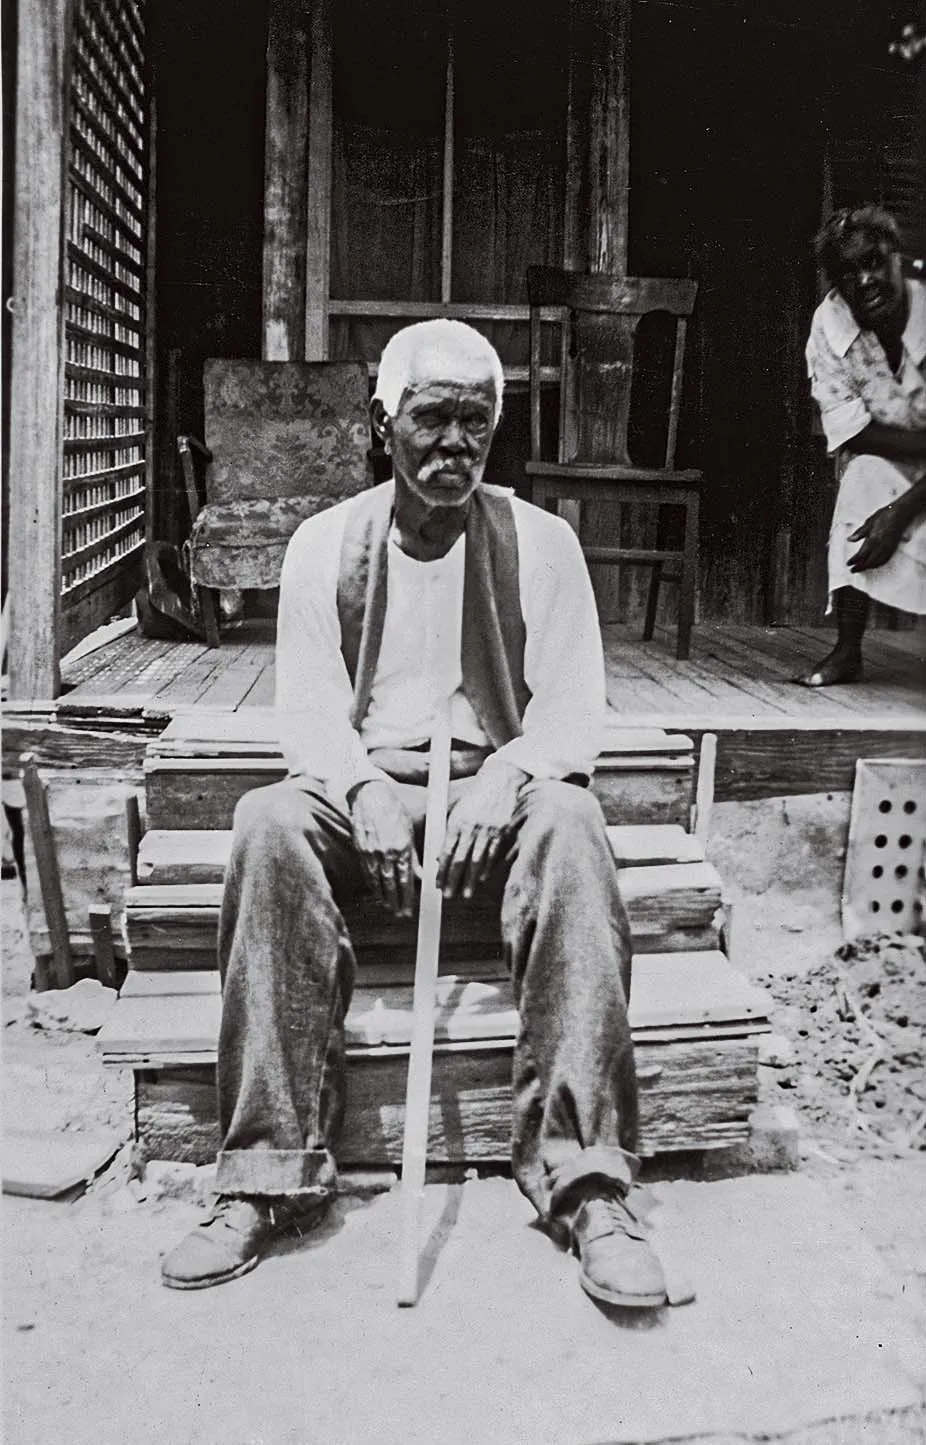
[177,434,213,526]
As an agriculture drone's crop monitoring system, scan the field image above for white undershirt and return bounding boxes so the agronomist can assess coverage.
[275,485,606,805]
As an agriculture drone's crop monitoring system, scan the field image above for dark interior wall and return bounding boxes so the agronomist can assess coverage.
[145,0,917,621]
[628,0,918,623]
[149,0,268,544]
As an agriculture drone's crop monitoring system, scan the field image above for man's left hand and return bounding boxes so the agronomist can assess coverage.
[848,504,906,572]
[436,762,529,901]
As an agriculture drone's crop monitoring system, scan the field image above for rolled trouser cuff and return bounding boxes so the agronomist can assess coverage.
[548,1145,640,1225]
[216,1147,337,1198]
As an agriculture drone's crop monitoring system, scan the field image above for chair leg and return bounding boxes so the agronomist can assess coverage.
[197,585,221,648]
[643,562,663,641]
[676,492,699,661]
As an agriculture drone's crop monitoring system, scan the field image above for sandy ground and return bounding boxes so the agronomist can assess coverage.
[3,793,926,1443]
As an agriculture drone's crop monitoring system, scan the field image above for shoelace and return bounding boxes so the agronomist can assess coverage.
[583,1190,649,1242]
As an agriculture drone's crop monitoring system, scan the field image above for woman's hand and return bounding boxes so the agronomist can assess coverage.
[847,503,907,571]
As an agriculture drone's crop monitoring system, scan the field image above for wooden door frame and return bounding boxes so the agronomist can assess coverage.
[7,0,74,701]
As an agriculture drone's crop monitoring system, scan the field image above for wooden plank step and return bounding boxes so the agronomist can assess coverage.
[134,1039,761,1165]
[135,823,706,887]
[123,862,723,970]
[98,953,770,1060]
[151,709,695,759]
[131,1032,762,1166]
[106,952,768,1162]
[143,753,696,830]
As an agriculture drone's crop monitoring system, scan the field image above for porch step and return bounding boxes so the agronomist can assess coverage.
[99,954,770,1163]
[143,722,697,831]
[123,860,724,973]
[136,823,706,886]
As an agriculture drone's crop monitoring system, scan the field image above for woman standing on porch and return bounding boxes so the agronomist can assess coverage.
[799,204,926,687]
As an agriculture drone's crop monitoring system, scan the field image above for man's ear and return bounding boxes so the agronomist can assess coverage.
[370,398,392,448]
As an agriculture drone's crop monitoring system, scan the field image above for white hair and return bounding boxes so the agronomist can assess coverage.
[373,319,505,425]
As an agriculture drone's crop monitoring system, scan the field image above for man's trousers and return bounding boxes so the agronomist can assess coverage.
[214,776,640,1229]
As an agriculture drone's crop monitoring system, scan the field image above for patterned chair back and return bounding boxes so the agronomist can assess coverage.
[203,359,372,504]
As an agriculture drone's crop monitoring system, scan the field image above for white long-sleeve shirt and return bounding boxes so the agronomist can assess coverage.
[275,488,606,805]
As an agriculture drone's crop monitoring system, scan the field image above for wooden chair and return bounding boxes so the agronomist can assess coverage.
[179,360,373,646]
[524,266,702,660]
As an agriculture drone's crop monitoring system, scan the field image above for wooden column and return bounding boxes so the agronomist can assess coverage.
[303,0,332,360]
[7,0,73,702]
[586,0,630,275]
[581,0,634,620]
[262,0,310,361]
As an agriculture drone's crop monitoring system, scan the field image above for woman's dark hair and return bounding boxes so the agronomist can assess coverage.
[814,204,901,285]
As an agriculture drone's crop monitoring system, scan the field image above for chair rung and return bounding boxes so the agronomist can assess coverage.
[584,547,682,565]
[525,462,702,484]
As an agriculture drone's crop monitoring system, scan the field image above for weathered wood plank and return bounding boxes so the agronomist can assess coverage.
[143,753,696,831]
[134,1034,759,1166]
[22,758,74,987]
[303,0,332,359]
[100,952,768,1059]
[135,822,705,887]
[123,861,723,972]
[1,716,152,773]
[21,769,138,960]
[7,0,71,701]
[262,0,309,360]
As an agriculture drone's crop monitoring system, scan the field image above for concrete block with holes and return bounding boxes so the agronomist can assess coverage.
[842,759,926,939]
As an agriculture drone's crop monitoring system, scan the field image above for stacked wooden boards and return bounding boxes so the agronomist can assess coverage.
[98,711,771,1165]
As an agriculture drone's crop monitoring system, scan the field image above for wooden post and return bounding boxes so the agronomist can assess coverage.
[304,0,332,360]
[581,0,634,621]
[7,0,73,702]
[586,0,630,276]
[263,0,310,361]
[21,755,74,990]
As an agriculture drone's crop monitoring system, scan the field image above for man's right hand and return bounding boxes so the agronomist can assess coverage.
[349,780,419,918]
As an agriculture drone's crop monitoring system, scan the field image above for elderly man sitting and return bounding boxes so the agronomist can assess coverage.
[161,319,667,1309]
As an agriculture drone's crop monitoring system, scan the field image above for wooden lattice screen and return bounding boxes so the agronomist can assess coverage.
[62,0,148,643]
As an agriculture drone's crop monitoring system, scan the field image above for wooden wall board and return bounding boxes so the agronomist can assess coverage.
[262,0,310,361]
[21,768,140,959]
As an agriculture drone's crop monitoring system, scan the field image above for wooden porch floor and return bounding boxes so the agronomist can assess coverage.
[57,618,925,731]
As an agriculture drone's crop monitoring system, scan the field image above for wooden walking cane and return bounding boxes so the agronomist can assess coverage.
[397,706,453,1307]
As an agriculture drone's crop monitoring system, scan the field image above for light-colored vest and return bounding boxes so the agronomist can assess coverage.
[336,482,530,746]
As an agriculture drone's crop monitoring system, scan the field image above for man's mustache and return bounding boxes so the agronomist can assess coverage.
[418,456,475,481]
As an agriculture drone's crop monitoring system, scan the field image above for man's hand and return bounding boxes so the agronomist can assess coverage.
[349,780,419,917]
[848,503,906,572]
[436,762,529,901]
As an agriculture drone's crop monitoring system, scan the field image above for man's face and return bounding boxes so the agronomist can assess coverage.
[833,230,905,332]
[385,373,498,509]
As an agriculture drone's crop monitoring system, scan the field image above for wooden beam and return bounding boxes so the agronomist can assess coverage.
[440,35,454,305]
[21,756,74,989]
[581,0,637,619]
[303,0,332,360]
[7,0,73,702]
[262,0,310,361]
[586,0,630,276]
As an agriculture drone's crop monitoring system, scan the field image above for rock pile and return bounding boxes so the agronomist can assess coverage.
[759,932,926,1159]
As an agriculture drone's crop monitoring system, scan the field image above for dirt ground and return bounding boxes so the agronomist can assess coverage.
[3,792,926,1443]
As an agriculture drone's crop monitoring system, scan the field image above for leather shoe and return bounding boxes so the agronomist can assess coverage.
[572,1190,667,1309]
[161,1193,329,1290]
